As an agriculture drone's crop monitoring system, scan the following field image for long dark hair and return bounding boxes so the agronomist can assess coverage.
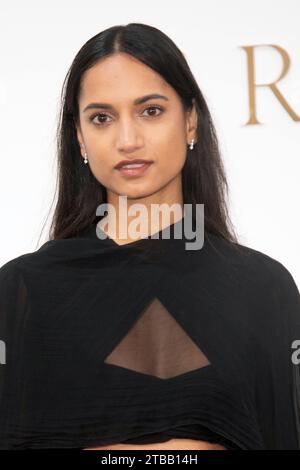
[39,23,242,250]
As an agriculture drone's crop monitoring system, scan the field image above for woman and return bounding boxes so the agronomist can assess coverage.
[0,23,299,450]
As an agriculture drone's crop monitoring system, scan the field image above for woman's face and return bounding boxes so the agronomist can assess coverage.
[76,52,197,204]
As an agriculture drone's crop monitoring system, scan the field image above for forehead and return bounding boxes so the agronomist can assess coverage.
[78,53,175,103]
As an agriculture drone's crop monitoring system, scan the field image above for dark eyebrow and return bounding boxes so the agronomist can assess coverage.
[83,94,169,113]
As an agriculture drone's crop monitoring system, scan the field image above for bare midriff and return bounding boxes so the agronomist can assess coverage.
[83,438,228,450]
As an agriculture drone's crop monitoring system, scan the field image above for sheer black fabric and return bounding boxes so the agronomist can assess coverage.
[120,423,240,449]
[0,216,299,449]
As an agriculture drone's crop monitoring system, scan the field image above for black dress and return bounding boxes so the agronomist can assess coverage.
[0,215,299,449]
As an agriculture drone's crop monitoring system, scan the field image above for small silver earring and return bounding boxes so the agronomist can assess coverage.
[83,153,88,164]
[189,139,195,150]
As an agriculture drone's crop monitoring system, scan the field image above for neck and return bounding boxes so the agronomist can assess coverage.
[101,179,184,243]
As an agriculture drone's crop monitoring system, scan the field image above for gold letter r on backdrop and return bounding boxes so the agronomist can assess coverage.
[240,44,300,125]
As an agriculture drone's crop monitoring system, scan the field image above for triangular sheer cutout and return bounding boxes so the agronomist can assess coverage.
[104,297,211,379]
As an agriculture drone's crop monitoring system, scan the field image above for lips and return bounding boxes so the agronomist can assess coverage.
[116,161,153,176]
[115,159,153,169]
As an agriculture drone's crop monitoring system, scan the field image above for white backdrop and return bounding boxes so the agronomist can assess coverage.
[0,0,299,286]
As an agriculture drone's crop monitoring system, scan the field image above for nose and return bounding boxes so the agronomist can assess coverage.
[116,116,143,152]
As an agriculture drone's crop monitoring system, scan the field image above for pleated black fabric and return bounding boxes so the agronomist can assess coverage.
[0,215,299,449]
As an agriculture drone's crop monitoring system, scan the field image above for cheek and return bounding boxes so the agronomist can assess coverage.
[86,150,113,188]
[156,130,187,174]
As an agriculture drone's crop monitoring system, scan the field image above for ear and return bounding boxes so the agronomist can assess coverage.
[185,98,198,144]
[75,122,86,157]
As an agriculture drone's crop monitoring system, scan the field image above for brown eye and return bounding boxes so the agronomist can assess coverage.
[142,105,164,117]
[90,113,112,125]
